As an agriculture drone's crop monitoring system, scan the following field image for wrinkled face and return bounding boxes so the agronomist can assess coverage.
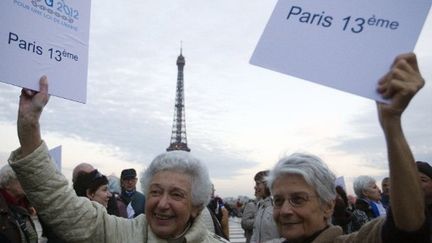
[88,184,112,208]
[254,180,267,200]
[363,182,381,202]
[122,177,137,191]
[272,174,333,241]
[419,172,432,205]
[145,171,201,239]
[381,179,390,195]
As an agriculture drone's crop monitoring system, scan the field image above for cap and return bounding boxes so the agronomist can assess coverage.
[417,161,432,179]
[121,168,137,180]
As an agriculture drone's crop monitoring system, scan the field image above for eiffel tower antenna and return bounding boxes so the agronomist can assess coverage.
[166,47,190,152]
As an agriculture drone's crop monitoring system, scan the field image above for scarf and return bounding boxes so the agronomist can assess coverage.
[0,188,29,209]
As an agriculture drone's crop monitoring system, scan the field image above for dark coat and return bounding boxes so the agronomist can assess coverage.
[121,190,146,217]
[0,193,37,243]
[0,193,22,243]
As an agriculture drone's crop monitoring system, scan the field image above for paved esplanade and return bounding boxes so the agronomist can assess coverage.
[229,217,246,243]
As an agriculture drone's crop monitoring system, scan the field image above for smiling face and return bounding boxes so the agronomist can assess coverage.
[87,184,112,208]
[272,174,333,241]
[145,170,201,239]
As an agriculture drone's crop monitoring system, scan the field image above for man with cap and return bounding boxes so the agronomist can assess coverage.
[120,168,145,218]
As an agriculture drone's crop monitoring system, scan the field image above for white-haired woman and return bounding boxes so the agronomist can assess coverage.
[139,151,227,241]
[265,53,428,243]
[351,175,386,231]
[0,164,38,243]
[8,77,229,242]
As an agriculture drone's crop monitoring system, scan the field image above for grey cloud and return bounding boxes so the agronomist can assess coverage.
[329,81,432,169]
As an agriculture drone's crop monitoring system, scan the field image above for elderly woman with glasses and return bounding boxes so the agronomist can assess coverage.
[265,53,428,243]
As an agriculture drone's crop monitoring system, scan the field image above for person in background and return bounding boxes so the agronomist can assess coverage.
[107,175,127,217]
[250,170,280,243]
[241,197,257,243]
[72,162,94,184]
[207,184,229,240]
[351,175,386,231]
[120,168,145,218]
[73,170,112,208]
[235,199,243,217]
[332,185,353,233]
[416,161,432,240]
[381,177,390,209]
[0,164,38,243]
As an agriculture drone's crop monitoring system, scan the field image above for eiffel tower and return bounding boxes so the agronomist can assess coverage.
[166,47,191,152]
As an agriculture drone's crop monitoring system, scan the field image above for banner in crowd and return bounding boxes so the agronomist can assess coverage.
[250,0,431,102]
[335,176,346,191]
[0,0,91,103]
[49,145,62,171]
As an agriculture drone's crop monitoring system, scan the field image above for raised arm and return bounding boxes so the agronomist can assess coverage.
[17,76,49,157]
[377,53,425,231]
[9,77,147,242]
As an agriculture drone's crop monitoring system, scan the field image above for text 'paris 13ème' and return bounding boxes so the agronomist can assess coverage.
[7,32,79,62]
[286,6,399,34]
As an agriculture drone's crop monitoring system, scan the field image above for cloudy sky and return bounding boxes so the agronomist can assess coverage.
[1,0,431,197]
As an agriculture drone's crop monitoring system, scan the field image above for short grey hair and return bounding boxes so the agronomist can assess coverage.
[0,164,17,188]
[140,151,212,207]
[267,153,336,205]
[353,175,376,199]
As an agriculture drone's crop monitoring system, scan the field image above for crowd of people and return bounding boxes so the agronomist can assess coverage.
[0,52,430,243]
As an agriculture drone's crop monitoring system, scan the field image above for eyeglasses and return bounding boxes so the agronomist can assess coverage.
[273,193,318,208]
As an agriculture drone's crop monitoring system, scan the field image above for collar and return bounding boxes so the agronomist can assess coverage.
[167,220,192,243]
[283,225,342,243]
[302,226,329,243]
[122,189,136,197]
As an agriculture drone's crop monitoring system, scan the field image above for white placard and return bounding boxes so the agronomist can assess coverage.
[0,0,91,103]
[49,145,62,171]
[335,176,346,191]
[250,0,432,102]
